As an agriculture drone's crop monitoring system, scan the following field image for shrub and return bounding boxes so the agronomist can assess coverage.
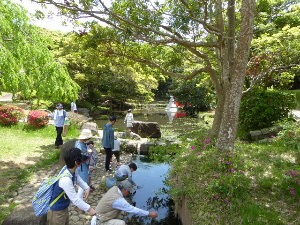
[172,77,214,115]
[0,105,25,125]
[239,88,296,138]
[27,110,49,128]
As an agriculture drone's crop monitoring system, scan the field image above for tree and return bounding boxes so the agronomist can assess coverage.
[0,0,80,104]
[246,0,300,90]
[35,0,256,150]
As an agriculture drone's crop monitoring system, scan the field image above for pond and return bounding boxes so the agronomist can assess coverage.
[95,107,203,138]
[124,155,182,225]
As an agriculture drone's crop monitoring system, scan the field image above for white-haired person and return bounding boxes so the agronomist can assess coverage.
[91,180,158,225]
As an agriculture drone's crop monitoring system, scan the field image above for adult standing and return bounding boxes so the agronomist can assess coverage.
[47,147,96,225]
[52,103,67,148]
[124,109,134,132]
[102,116,117,172]
[75,129,93,199]
[71,101,77,113]
[91,180,158,225]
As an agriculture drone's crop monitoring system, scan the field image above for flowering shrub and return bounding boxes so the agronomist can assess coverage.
[27,110,49,128]
[0,105,25,125]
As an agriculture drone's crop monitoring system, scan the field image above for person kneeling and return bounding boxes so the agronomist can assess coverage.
[91,180,158,225]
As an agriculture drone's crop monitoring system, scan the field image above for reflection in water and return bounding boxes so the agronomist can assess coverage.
[124,156,181,225]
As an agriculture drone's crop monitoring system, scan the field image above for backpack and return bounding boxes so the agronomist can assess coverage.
[32,166,72,216]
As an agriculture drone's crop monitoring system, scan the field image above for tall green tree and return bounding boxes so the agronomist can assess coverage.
[36,0,256,150]
[0,0,79,103]
[246,0,300,90]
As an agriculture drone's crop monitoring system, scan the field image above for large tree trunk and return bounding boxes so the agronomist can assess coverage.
[215,0,256,150]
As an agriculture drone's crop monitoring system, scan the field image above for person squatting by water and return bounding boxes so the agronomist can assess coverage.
[50,103,67,148]
[75,129,94,199]
[124,109,134,133]
[102,115,117,172]
[115,163,137,186]
[47,148,96,225]
[91,179,158,225]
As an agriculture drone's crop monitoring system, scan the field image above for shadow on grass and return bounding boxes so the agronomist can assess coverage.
[0,143,60,224]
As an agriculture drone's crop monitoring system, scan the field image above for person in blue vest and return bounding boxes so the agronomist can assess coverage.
[102,115,117,172]
[51,103,67,148]
[75,129,93,200]
[47,147,96,225]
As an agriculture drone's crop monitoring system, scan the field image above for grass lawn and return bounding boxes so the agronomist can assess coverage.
[0,123,79,224]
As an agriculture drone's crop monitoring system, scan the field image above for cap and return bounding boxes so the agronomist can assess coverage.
[118,180,135,194]
[56,103,63,109]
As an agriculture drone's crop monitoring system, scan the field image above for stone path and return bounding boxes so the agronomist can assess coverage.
[6,151,133,225]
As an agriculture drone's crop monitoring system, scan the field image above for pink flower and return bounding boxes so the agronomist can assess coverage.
[289,188,296,196]
[191,146,196,150]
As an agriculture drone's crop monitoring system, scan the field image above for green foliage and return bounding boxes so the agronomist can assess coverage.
[149,144,184,162]
[0,105,24,125]
[239,89,296,136]
[0,0,80,103]
[172,77,214,115]
[251,1,300,90]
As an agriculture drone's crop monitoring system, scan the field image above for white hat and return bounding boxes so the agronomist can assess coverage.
[78,129,93,140]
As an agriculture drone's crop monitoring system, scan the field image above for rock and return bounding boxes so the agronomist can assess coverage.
[77,108,90,117]
[131,121,161,138]
[250,126,282,141]
[139,142,155,155]
[81,122,99,136]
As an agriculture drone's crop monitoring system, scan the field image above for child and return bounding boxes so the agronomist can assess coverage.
[87,140,98,191]
[112,137,121,166]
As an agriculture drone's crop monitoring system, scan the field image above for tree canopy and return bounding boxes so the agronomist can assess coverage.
[0,0,79,103]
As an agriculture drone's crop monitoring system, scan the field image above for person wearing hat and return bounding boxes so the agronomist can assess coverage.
[51,103,68,148]
[91,180,158,225]
[124,109,134,133]
[102,115,117,172]
[75,129,93,199]
[48,147,96,225]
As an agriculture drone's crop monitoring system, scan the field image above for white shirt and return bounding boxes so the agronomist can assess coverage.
[112,139,121,151]
[58,170,90,212]
[112,189,149,216]
[115,165,132,182]
[71,102,77,112]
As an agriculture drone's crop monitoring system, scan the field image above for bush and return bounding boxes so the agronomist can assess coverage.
[172,77,214,116]
[27,110,49,128]
[239,89,296,138]
[0,105,25,125]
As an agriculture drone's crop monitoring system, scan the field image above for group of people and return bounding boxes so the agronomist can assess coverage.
[47,104,158,225]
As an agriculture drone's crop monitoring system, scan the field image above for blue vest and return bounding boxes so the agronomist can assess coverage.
[49,170,75,211]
